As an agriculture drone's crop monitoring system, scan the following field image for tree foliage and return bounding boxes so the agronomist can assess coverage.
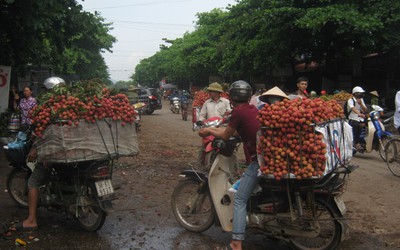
[0,0,116,80]
[133,0,400,86]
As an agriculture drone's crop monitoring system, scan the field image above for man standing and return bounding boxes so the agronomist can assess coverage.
[198,82,231,122]
[289,76,309,99]
[395,90,400,134]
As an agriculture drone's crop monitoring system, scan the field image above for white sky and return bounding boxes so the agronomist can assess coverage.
[80,0,237,82]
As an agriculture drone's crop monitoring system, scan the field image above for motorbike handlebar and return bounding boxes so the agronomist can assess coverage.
[211,138,226,149]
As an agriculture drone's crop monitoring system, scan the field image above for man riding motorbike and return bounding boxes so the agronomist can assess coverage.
[347,86,368,151]
[198,82,231,122]
[198,82,286,250]
[13,76,65,231]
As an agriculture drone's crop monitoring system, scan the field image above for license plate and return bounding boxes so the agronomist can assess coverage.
[334,195,347,215]
[95,179,114,197]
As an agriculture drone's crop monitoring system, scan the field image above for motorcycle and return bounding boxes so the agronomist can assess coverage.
[181,100,189,121]
[353,105,394,160]
[171,136,357,249]
[132,102,146,132]
[170,97,181,114]
[2,134,115,232]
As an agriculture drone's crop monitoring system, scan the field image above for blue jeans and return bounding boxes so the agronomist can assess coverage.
[232,161,259,241]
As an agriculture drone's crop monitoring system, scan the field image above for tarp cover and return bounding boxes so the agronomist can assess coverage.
[34,119,138,163]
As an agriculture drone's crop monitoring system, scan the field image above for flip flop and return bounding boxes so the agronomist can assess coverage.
[12,222,38,232]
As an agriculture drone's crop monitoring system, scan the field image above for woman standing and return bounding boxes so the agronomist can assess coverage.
[19,86,37,130]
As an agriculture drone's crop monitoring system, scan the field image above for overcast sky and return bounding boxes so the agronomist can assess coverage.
[80,0,237,82]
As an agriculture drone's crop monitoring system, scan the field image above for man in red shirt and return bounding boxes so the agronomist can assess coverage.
[199,80,259,250]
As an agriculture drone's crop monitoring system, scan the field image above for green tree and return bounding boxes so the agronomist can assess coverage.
[0,0,115,80]
[133,0,400,83]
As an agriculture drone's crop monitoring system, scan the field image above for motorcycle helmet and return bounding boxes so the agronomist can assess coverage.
[258,86,289,104]
[352,86,365,94]
[229,80,252,102]
[43,76,65,90]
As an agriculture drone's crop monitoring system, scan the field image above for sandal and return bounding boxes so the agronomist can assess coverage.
[12,222,38,232]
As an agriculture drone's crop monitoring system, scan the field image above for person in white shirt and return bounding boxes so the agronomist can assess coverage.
[394,91,400,133]
[249,89,266,109]
[347,86,368,150]
[198,82,231,122]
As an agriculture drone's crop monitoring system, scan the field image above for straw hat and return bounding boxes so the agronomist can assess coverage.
[370,91,379,97]
[206,82,223,93]
[259,86,289,102]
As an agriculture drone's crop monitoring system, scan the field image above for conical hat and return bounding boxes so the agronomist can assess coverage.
[370,91,379,97]
[259,86,289,102]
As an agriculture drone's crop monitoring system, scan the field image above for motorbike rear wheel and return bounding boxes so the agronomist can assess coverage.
[7,168,30,208]
[74,183,107,232]
[289,199,342,250]
[171,179,215,233]
[385,138,400,177]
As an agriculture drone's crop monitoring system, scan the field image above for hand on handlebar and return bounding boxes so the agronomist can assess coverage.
[198,128,209,137]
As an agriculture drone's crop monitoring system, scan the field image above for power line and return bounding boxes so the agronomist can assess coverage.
[85,0,195,10]
[108,19,193,28]
[114,26,184,35]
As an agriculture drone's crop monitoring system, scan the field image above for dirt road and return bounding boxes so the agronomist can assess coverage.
[0,100,399,249]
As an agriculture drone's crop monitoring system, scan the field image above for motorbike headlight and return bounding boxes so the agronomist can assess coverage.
[372,111,381,120]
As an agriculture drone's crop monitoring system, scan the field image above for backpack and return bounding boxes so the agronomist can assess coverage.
[343,98,355,119]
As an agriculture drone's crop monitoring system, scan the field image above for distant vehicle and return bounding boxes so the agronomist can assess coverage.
[138,88,162,115]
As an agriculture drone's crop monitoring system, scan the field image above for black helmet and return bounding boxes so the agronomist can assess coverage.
[229,80,252,102]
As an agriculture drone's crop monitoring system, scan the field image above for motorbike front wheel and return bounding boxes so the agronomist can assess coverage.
[385,138,400,177]
[145,109,154,115]
[7,167,30,208]
[378,136,391,161]
[289,199,342,250]
[74,183,107,232]
[182,110,188,121]
[171,179,215,233]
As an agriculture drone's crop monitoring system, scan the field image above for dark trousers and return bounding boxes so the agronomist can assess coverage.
[349,120,366,145]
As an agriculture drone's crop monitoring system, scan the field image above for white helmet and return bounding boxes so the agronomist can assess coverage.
[43,77,65,89]
[352,86,365,94]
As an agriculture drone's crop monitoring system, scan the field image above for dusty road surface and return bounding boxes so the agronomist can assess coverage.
[0,99,399,249]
